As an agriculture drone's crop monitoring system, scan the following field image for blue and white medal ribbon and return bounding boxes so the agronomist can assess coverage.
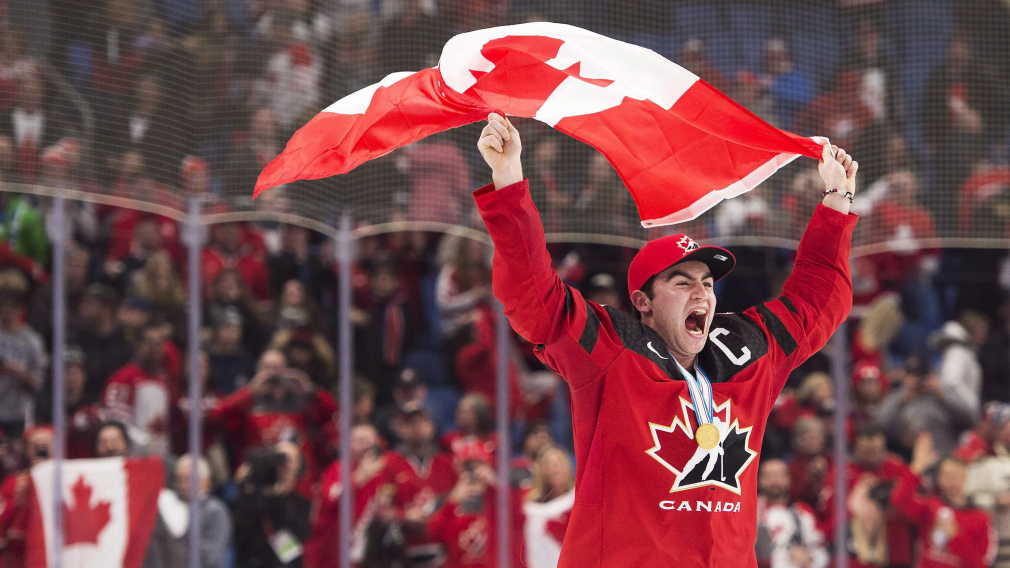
[673,358,720,449]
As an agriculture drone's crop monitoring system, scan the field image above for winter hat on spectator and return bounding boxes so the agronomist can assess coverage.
[627,234,735,301]
[927,320,971,351]
[852,361,889,392]
[396,368,422,390]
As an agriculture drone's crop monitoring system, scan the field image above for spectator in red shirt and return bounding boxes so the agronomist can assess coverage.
[207,349,338,497]
[442,394,498,463]
[822,422,915,568]
[848,362,889,443]
[202,223,270,302]
[426,440,523,568]
[956,402,1010,464]
[0,425,52,568]
[892,432,996,568]
[101,324,174,455]
[788,417,830,509]
[305,423,392,568]
[386,402,458,566]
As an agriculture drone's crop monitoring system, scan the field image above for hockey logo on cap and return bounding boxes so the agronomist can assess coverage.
[677,236,699,252]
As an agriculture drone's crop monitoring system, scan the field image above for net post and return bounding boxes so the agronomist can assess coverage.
[338,212,354,568]
[50,195,67,568]
[831,318,850,568]
[186,196,203,568]
[495,298,511,568]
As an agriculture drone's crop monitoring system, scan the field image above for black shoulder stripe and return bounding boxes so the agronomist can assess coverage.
[755,304,798,357]
[563,286,575,315]
[578,299,600,354]
[778,296,798,315]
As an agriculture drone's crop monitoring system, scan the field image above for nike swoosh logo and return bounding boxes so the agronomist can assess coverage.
[646,341,668,360]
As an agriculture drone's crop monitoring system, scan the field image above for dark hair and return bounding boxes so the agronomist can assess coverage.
[632,274,658,320]
[853,421,885,442]
[91,420,131,455]
[462,394,494,436]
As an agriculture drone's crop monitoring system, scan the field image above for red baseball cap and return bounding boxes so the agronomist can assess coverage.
[627,234,735,301]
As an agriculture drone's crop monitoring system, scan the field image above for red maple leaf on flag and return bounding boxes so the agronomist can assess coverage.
[63,476,111,546]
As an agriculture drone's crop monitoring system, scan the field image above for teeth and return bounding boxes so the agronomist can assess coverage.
[691,308,707,316]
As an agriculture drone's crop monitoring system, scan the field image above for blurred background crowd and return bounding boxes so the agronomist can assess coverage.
[1,0,1010,567]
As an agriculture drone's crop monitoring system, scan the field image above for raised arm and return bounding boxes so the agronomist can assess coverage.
[474,114,622,388]
[747,145,859,392]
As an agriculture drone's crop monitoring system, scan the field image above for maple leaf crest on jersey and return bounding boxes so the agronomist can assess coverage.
[676,236,699,252]
[645,397,757,495]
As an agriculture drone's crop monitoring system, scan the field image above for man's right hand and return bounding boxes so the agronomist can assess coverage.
[478,113,523,189]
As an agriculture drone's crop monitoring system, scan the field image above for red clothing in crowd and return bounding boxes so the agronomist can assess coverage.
[475,179,856,568]
[788,453,831,509]
[201,224,269,300]
[386,449,458,562]
[207,386,338,498]
[426,487,524,568]
[102,362,173,455]
[455,304,524,419]
[0,472,31,568]
[954,431,993,464]
[821,454,914,568]
[442,432,499,465]
[304,456,395,568]
[890,468,996,568]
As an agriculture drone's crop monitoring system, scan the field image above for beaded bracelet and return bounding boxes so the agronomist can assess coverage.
[822,188,854,203]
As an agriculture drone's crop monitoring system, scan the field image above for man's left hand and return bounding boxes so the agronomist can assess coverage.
[818,145,858,214]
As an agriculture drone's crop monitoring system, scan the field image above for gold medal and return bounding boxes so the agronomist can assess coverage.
[695,423,720,450]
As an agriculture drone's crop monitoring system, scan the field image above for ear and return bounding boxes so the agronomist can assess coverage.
[630,289,652,316]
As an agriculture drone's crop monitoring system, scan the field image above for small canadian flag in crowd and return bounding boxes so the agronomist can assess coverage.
[25,456,163,568]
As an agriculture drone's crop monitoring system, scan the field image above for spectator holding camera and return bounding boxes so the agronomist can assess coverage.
[234,441,312,568]
[426,441,523,568]
[891,432,995,568]
[755,458,828,568]
[385,402,457,567]
[877,354,975,458]
[965,404,1010,568]
[306,424,392,568]
[821,422,914,568]
[0,425,53,567]
[208,349,338,497]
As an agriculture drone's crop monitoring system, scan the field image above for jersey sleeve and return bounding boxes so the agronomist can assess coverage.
[743,204,857,394]
[474,180,623,389]
[889,468,937,527]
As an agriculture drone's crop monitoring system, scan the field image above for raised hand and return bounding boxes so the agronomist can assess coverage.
[477,113,523,189]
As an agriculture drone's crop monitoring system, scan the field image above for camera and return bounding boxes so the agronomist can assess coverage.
[244,449,287,490]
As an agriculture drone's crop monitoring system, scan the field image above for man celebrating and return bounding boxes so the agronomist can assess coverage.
[474,113,858,567]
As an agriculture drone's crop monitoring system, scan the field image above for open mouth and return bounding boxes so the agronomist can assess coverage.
[684,308,708,338]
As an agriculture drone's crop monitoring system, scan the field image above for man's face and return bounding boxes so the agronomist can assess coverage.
[350,425,379,462]
[65,364,86,404]
[937,459,967,501]
[399,414,434,447]
[758,459,790,501]
[258,350,286,377]
[96,426,128,457]
[136,329,164,368]
[638,261,716,360]
[854,434,886,471]
[27,430,53,466]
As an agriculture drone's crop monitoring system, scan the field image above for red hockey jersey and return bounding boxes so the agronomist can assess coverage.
[475,180,856,568]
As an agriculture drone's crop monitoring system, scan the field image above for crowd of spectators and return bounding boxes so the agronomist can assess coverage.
[0,0,1008,567]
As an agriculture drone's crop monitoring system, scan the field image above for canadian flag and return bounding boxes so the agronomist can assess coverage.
[254,22,827,226]
[25,456,163,568]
